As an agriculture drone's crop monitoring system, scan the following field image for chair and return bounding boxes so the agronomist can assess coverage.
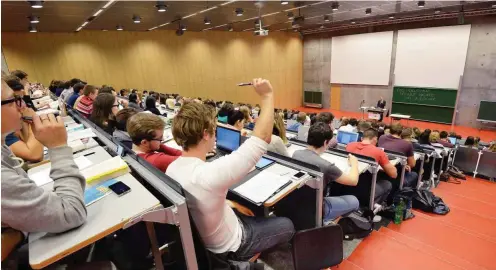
[476,150,496,179]
[453,146,479,174]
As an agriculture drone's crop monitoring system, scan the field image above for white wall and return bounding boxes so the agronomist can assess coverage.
[330,31,394,86]
[394,25,471,89]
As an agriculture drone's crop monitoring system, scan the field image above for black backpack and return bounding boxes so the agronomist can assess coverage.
[337,209,374,240]
[412,190,450,215]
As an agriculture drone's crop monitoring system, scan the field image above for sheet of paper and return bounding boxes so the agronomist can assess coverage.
[67,129,96,142]
[30,156,93,186]
[234,170,291,204]
[321,153,369,174]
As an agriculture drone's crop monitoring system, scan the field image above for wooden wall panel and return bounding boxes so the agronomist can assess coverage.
[2,30,303,108]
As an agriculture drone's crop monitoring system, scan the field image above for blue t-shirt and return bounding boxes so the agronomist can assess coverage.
[287,122,302,132]
[5,133,20,147]
[67,93,80,108]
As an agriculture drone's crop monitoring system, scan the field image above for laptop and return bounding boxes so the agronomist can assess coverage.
[448,136,457,145]
[209,126,241,160]
[336,130,359,145]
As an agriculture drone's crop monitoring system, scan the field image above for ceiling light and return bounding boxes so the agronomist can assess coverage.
[389,15,394,19]
[93,9,103,16]
[434,8,441,14]
[351,21,356,24]
[204,17,211,25]
[29,1,43,8]
[76,26,82,32]
[102,0,115,9]
[324,15,330,22]
[281,0,289,5]
[102,29,108,31]
[287,12,294,20]
[235,8,244,16]
[418,1,425,8]
[133,15,141,23]
[116,25,123,31]
[29,25,38,32]
[320,25,324,29]
[156,1,167,12]
[28,15,39,23]
[228,24,233,31]
[81,21,89,27]
[181,24,187,31]
[331,2,339,11]
[365,8,372,15]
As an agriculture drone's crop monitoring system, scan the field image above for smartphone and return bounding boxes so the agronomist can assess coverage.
[292,171,306,180]
[108,181,131,197]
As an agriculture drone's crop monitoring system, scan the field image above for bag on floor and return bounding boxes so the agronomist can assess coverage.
[440,172,462,184]
[412,190,450,215]
[337,209,374,240]
[383,187,416,220]
[447,166,466,180]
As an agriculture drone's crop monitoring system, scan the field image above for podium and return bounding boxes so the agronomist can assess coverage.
[360,107,387,120]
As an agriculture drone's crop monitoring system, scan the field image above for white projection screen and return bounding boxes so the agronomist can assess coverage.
[394,25,471,89]
[330,31,394,86]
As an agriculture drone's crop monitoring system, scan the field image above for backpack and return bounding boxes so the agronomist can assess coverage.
[337,209,374,240]
[447,166,466,180]
[412,190,450,215]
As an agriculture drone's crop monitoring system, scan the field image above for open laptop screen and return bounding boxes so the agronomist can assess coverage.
[337,131,359,145]
[216,126,241,152]
[448,137,457,145]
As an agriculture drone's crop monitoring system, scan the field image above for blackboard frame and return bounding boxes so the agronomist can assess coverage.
[477,100,496,123]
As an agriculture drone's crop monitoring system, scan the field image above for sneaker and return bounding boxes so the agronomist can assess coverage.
[373,215,382,223]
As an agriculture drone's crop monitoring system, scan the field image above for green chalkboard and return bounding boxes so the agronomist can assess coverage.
[477,101,496,122]
[393,86,457,107]
[392,86,458,124]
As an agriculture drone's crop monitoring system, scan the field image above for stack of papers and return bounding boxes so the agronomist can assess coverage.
[30,156,94,186]
[84,156,130,186]
[234,170,292,204]
[67,129,96,142]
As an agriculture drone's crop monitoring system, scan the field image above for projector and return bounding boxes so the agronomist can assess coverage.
[254,29,269,36]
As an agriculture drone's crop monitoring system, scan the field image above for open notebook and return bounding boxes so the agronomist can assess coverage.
[233,170,293,204]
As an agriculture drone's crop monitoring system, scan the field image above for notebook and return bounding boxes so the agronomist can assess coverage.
[83,156,130,186]
[233,170,292,204]
[84,178,119,206]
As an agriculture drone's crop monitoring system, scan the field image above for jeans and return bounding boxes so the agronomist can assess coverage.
[323,195,359,221]
[374,179,393,204]
[233,215,295,260]
[404,171,419,188]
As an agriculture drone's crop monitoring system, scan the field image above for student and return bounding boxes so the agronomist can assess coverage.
[437,131,454,148]
[4,75,45,111]
[60,78,82,104]
[218,102,234,123]
[67,82,85,109]
[418,129,435,148]
[474,136,481,148]
[127,113,181,172]
[292,122,359,221]
[339,118,358,133]
[99,86,117,96]
[378,124,418,187]
[75,84,98,118]
[10,70,29,91]
[315,112,338,148]
[429,131,440,144]
[128,93,142,110]
[484,141,496,152]
[464,136,476,148]
[339,117,349,128]
[268,112,290,156]
[412,127,422,140]
[113,108,138,149]
[144,96,163,116]
[401,128,414,141]
[166,96,176,109]
[288,112,306,132]
[239,105,253,124]
[90,93,119,135]
[1,79,86,256]
[166,79,294,259]
[119,89,129,97]
[346,129,396,204]
[228,110,246,132]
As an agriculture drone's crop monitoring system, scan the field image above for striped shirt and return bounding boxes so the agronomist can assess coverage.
[75,96,94,118]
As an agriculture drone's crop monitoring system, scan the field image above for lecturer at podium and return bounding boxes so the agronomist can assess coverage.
[377,97,386,121]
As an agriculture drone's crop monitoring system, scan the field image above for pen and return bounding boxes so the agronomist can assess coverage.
[83,152,95,157]
[237,82,253,86]
[22,112,60,121]
[266,181,292,201]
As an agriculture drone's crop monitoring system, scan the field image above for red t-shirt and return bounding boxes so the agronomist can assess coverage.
[346,142,390,169]
[138,144,182,172]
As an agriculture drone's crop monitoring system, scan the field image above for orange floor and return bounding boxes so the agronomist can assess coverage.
[332,176,496,270]
[295,107,496,143]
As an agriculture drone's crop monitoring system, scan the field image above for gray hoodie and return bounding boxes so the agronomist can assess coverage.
[1,145,87,233]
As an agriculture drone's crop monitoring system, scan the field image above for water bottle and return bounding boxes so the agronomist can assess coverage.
[394,198,405,225]
[404,199,412,220]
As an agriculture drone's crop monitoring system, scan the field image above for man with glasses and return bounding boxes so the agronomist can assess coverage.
[1,79,87,262]
[127,113,182,172]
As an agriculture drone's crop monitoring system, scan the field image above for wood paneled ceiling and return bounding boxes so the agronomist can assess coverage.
[2,1,495,34]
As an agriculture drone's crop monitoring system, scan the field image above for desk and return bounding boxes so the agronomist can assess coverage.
[29,172,160,269]
[263,163,308,207]
[390,113,411,126]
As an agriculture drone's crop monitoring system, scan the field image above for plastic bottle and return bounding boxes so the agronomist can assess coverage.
[394,198,405,225]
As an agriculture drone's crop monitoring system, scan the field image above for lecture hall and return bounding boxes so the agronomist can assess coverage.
[2,1,496,269]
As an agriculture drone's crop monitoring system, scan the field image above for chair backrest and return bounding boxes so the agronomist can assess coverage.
[477,150,496,178]
[453,146,479,173]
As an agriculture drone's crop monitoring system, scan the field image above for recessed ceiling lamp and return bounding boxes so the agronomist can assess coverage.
[116,25,123,31]
[434,8,441,14]
[102,29,108,31]
[418,1,425,8]
[29,1,43,8]
[181,24,187,31]
[156,1,167,12]
[281,0,289,5]
[133,15,141,23]
[351,21,356,24]
[324,15,330,22]
[389,15,394,19]
[204,17,211,25]
[28,15,39,23]
[365,8,372,15]
[235,8,244,16]
[29,25,37,32]
[255,19,261,26]
[331,2,339,11]
[287,12,294,20]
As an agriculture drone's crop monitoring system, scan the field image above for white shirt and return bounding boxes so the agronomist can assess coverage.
[339,124,358,133]
[166,137,268,253]
[267,135,290,157]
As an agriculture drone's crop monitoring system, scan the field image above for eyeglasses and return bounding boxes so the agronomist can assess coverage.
[1,96,24,107]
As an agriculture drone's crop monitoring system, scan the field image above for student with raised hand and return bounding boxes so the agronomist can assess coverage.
[75,84,98,118]
[267,112,290,156]
[166,79,294,259]
[346,129,395,204]
[292,122,359,221]
[1,79,87,236]
[378,123,418,187]
[127,113,181,172]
